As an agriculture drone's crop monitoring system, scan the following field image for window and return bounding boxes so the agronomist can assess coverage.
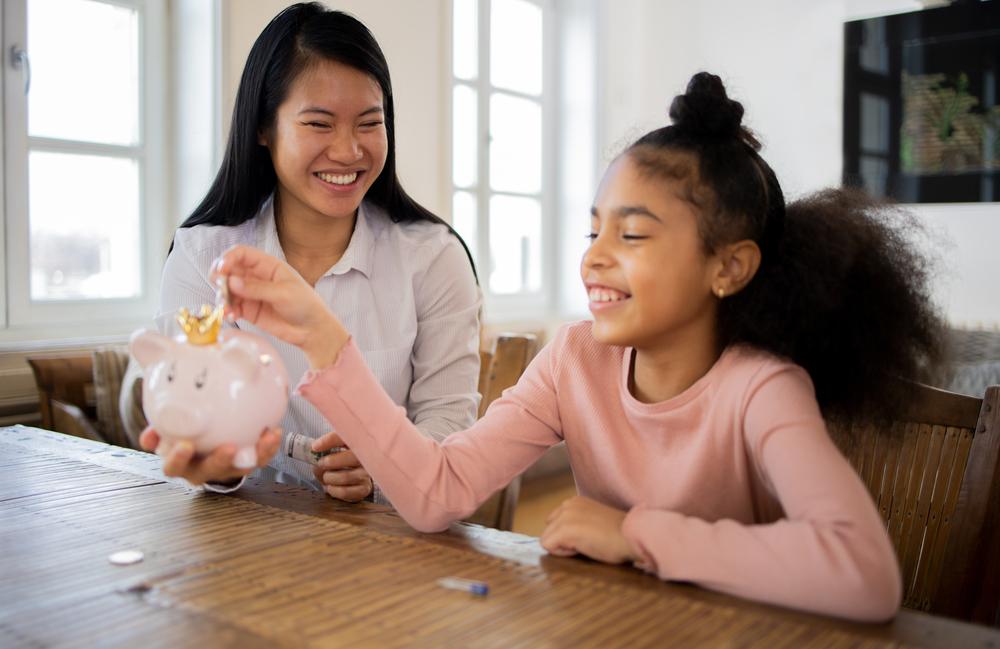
[450,0,554,318]
[1,0,167,343]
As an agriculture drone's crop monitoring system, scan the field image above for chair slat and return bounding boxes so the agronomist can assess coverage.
[867,422,891,504]
[899,424,946,604]
[911,425,971,610]
[875,425,903,526]
[889,423,924,553]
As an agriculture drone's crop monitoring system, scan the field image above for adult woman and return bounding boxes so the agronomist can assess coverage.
[126,3,481,502]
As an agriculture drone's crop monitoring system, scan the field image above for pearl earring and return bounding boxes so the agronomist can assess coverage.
[716,287,725,298]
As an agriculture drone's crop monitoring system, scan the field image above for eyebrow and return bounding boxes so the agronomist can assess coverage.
[590,205,663,222]
[297,106,384,118]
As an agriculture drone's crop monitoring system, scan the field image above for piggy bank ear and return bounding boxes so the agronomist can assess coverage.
[129,329,175,369]
[220,338,261,382]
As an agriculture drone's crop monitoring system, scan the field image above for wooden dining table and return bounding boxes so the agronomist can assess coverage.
[3,425,1000,648]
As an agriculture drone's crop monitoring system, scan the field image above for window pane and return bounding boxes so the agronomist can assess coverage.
[28,0,139,145]
[490,93,541,193]
[491,0,542,95]
[452,0,477,80]
[489,195,541,294]
[29,151,140,300]
[453,85,478,188]
[452,191,478,266]
[860,92,889,154]
[859,155,889,198]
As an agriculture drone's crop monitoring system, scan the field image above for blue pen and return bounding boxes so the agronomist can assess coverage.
[437,577,489,596]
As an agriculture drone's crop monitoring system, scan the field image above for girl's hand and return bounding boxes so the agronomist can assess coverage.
[311,431,373,502]
[139,426,281,487]
[540,496,638,565]
[211,244,351,369]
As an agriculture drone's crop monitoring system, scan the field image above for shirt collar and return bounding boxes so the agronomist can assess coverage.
[255,195,376,279]
[327,201,375,278]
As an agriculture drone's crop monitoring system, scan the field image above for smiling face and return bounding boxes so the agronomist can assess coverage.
[582,154,721,351]
[261,58,388,224]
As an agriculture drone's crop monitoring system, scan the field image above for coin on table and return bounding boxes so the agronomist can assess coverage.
[108,550,144,566]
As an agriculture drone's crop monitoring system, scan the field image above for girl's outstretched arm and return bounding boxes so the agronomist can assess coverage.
[214,245,563,530]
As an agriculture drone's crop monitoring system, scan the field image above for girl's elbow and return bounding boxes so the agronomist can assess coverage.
[863,564,903,622]
[411,518,452,534]
[396,507,460,534]
[840,558,902,622]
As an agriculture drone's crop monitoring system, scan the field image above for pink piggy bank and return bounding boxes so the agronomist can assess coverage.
[130,325,289,469]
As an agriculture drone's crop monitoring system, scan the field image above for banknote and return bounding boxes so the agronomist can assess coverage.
[282,431,346,465]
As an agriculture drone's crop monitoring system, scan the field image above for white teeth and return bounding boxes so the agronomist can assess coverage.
[588,288,629,303]
[316,172,358,185]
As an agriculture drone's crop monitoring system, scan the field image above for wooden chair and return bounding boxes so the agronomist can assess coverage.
[827,381,1000,625]
[464,333,538,531]
[26,354,102,441]
[27,346,136,448]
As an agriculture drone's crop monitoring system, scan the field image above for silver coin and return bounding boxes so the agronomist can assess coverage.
[214,274,229,307]
[108,549,144,566]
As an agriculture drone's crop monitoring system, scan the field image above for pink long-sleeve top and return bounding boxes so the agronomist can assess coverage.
[298,321,902,621]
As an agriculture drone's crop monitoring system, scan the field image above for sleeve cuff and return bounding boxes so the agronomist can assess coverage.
[295,336,354,395]
[622,504,668,576]
[203,476,246,494]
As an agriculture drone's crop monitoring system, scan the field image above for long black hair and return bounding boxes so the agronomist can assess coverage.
[178,3,475,274]
[628,72,946,421]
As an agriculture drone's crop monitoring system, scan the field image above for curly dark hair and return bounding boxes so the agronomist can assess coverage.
[627,72,946,421]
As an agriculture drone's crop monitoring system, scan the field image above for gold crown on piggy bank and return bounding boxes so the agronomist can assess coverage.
[176,305,223,345]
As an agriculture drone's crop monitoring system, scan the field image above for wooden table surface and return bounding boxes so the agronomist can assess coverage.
[3,426,1000,649]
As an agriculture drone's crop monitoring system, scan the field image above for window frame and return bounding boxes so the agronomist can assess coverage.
[450,0,558,321]
[0,0,168,344]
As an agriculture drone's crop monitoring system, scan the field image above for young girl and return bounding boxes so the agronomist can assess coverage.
[128,3,481,501]
[211,72,944,621]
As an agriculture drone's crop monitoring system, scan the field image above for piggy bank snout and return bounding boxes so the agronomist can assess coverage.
[150,403,207,439]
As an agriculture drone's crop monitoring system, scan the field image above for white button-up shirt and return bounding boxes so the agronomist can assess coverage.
[155,196,482,489]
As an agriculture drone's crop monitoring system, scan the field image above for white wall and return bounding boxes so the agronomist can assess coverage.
[219,0,449,217]
[597,0,1000,327]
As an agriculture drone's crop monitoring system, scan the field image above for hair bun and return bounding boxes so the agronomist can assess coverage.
[668,72,750,145]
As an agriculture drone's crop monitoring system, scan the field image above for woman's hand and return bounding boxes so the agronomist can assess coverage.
[211,244,351,369]
[139,426,281,487]
[540,496,638,565]
[311,431,373,502]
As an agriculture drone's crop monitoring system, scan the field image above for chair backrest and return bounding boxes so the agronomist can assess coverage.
[827,381,1000,624]
[465,333,538,531]
[26,354,96,430]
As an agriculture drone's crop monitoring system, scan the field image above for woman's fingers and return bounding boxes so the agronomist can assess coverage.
[318,460,373,502]
[214,244,280,281]
[256,428,282,468]
[138,427,160,452]
[312,431,346,452]
[158,439,249,487]
[324,480,372,503]
[161,441,196,479]
[197,445,240,483]
[320,467,369,487]
[319,449,360,471]
[227,274,291,306]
